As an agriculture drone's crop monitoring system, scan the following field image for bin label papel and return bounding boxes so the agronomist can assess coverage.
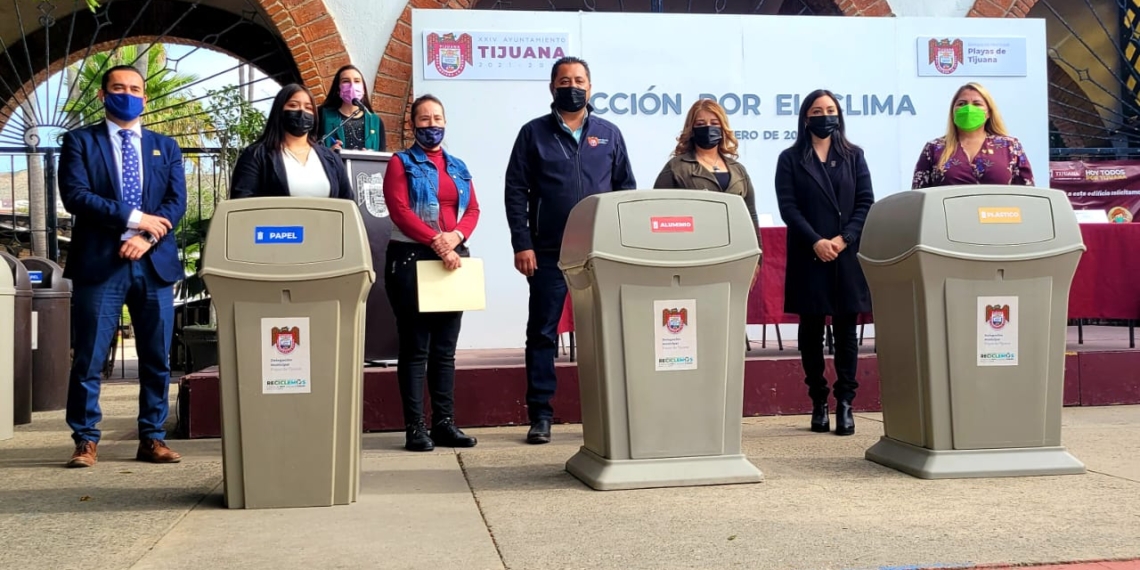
[255,226,305,244]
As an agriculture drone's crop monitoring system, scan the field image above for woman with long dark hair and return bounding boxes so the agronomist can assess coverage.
[383,94,480,452]
[319,65,387,152]
[774,89,875,436]
[230,83,354,200]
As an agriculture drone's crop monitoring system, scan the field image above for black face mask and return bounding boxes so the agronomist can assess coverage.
[806,115,840,139]
[282,110,314,137]
[691,125,723,150]
[553,86,588,113]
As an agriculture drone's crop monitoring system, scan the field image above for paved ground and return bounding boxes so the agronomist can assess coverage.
[2,382,1138,570]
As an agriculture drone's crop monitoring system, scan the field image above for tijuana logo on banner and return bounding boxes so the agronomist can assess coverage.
[427,32,474,78]
[929,38,964,75]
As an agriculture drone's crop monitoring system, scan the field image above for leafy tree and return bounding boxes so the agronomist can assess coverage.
[61,44,210,147]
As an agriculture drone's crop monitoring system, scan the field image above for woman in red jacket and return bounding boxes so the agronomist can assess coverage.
[383,94,480,452]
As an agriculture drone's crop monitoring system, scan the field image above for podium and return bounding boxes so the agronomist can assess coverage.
[340,149,399,364]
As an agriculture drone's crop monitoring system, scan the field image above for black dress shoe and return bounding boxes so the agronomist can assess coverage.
[834,400,855,436]
[405,423,435,452]
[810,401,830,433]
[526,419,551,444]
[431,418,477,448]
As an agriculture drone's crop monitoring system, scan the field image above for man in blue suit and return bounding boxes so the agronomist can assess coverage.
[60,65,187,468]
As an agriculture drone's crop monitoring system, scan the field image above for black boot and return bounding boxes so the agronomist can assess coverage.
[526,418,551,445]
[810,400,830,433]
[405,422,435,452]
[431,417,477,448]
[834,400,855,436]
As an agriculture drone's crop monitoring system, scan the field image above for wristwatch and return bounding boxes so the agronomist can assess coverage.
[141,232,159,246]
[841,232,855,245]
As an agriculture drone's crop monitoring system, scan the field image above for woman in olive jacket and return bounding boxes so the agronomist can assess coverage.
[653,99,761,235]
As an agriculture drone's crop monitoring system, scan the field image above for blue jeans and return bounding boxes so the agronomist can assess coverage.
[66,260,175,444]
[524,251,567,422]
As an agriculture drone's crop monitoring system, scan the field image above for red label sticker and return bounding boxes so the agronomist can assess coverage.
[650,216,695,233]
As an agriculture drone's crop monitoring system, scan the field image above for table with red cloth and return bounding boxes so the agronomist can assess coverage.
[557,224,1139,334]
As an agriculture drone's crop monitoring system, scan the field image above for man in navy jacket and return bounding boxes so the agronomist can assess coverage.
[59,65,187,468]
[504,56,636,444]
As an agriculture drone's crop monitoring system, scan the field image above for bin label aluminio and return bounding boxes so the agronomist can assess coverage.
[254,226,304,244]
[977,296,1019,366]
[27,270,43,284]
[654,299,698,371]
[650,216,694,233]
[261,317,312,394]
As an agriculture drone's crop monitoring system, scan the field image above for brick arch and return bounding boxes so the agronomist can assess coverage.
[967,0,1041,17]
[256,0,352,101]
[371,0,891,151]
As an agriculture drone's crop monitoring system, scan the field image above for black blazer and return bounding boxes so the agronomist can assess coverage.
[229,142,354,200]
[774,145,875,316]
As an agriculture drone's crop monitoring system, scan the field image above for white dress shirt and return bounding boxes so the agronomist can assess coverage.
[281,148,332,198]
[107,121,144,241]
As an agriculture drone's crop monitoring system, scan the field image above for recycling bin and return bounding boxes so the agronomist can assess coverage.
[21,257,71,412]
[857,184,1086,479]
[0,253,33,427]
[559,189,763,491]
[200,197,375,509]
[1,258,12,439]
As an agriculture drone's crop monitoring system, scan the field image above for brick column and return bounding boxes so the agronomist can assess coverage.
[259,0,350,101]
[967,0,1040,18]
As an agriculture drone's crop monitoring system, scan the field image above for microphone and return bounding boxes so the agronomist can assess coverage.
[321,98,369,145]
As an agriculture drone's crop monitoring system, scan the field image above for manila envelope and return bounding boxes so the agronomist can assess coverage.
[415,258,486,312]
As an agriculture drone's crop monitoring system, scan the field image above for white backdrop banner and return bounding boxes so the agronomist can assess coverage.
[411,10,1048,350]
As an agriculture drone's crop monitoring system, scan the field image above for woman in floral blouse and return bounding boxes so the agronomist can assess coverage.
[912,82,1034,189]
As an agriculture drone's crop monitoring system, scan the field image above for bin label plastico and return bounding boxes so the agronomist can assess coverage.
[254,226,305,244]
[261,317,312,394]
[977,207,1022,224]
[650,216,694,233]
[977,296,1019,366]
[654,299,698,371]
[27,270,42,284]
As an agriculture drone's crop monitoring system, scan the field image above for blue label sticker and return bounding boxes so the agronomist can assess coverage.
[27,270,43,284]
[254,226,304,244]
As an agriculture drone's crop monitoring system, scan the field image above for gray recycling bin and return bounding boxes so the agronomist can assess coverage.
[857,184,1086,479]
[21,257,71,412]
[559,189,763,491]
[200,197,374,509]
[0,252,33,426]
[1,259,12,439]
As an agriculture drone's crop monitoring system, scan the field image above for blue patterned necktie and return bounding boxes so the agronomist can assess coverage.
[119,129,142,210]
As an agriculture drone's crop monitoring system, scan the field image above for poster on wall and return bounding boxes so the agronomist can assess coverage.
[261,317,312,394]
[1050,161,1140,223]
[654,299,698,372]
[977,296,1019,367]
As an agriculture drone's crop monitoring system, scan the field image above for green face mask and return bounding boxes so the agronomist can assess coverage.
[953,104,987,132]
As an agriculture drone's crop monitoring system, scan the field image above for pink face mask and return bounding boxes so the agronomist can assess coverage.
[339,82,364,103]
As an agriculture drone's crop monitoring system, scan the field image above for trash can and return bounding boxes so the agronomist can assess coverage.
[857,184,1087,479]
[21,257,72,412]
[200,197,375,509]
[0,258,13,440]
[559,189,763,491]
[0,252,34,426]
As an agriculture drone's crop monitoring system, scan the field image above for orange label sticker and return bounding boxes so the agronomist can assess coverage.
[978,207,1022,224]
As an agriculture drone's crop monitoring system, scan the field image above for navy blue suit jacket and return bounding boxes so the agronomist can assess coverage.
[59,122,187,286]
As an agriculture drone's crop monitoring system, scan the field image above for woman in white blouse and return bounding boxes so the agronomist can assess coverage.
[230,83,354,200]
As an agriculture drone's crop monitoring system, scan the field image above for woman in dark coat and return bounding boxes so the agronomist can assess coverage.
[774,88,875,436]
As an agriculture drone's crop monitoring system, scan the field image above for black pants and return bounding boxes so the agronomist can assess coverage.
[385,241,465,427]
[524,251,567,422]
[797,313,859,403]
